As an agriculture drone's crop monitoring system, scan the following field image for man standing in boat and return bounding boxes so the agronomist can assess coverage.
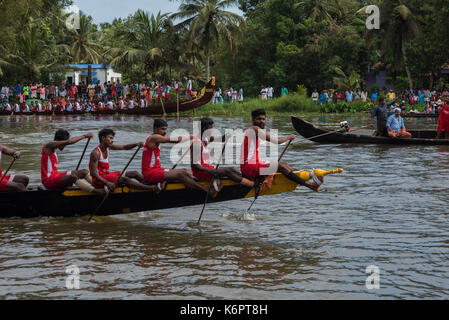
[0,144,29,192]
[371,97,396,137]
[190,118,255,188]
[89,129,159,192]
[41,130,104,195]
[142,119,219,197]
[241,109,321,192]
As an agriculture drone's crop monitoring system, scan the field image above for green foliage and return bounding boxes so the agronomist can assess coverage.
[296,84,308,96]
[319,100,373,113]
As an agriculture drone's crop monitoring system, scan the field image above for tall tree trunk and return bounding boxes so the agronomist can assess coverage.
[206,41,210,81]
[401,39,413,89]
[429,72,434,89]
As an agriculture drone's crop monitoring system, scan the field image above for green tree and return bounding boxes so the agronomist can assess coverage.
[107,10,170,80]
[171,0,245,81]
[68,13,102,64]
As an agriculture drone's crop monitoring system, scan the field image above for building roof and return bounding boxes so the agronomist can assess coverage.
[67,64,112,69]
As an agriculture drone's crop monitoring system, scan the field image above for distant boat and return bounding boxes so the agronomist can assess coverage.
[292,116,449,145]
[1,78,215,116]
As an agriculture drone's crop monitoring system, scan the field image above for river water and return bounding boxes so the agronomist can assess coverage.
[0,114,447,299]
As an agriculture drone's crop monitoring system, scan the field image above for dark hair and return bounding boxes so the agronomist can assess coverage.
[54,129,70,141]
[99,128,115,142]
[378,96,385,103]
[154,119,168,129]
[200,118,214,132]
[251,108,266,119]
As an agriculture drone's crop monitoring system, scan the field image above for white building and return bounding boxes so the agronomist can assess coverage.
[63,64,122,85]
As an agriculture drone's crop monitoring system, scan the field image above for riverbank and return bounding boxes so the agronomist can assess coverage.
[182,94,426,117]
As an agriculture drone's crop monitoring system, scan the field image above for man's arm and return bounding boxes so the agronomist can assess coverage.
[110,141,144,151]
[251,126,294,145]
[43,133,93,155]
[148,134,192,148]
[0,144,21,159]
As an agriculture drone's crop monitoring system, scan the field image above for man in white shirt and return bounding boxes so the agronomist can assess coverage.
[312,90,319,105]
[267,86,273,100]
[106,100,114,110]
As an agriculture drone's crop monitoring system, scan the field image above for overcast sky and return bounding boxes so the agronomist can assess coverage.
[71,0,242,24]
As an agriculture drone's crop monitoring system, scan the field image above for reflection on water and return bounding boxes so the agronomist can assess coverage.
[0,114,448,299]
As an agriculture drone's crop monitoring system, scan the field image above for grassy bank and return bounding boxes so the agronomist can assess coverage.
[184,94,429,117]
[183,94,319,117]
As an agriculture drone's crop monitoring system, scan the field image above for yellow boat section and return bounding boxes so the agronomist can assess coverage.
[63,168,343,198]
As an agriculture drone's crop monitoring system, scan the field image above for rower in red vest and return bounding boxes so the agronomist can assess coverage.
[190,118,254,188]
[89,128,159,192]
[142,119,218,197]
[0,144,29,192]
[241,109,321,192]
[436,94,449,139]
[41,130,104,195]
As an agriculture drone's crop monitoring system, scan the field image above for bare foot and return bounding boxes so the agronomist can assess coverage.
[93,188,107,196]
[305,181,320,192]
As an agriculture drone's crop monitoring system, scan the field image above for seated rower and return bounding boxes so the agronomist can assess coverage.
[0,144,29,192]
[241,109,320,192]
[89,128,159,192]
[41,130,103,195]
[190,118,254,188]
[386,108,412,139]
[142,119,218,197]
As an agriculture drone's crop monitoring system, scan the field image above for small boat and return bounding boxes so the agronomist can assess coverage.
[0,169,342,219]
[1,78,215,117]
[402,112,438,118]
[291,116,449,145]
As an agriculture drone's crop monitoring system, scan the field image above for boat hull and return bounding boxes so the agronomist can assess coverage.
[291,116,449,145]
[0,172,299,219]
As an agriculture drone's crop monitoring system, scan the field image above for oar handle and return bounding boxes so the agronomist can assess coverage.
[172,140,195,170]
[197,137,230,225]
[75,137,91,171]
[0,158,16,185]
[278,139,293,162]
[116,145,142,182]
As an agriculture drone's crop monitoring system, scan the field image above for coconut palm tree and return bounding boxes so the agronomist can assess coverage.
[171,0,245,81]
[107,10,170,80]
[68,13,102,64]
[293,0,333,23]
[6,26,59,81]
[358,0,421,89]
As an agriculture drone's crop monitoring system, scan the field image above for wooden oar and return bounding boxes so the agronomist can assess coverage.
[88,145,142,222]
[176,93,180,120]
[75,137,91,171]
[159,139,195,193]
[160,98,167,116]
[245,139,293,213]
[0,158,16,185]
[307,124,373,141]
[197,137,230,226]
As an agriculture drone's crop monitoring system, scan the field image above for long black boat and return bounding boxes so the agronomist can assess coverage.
[291,116,449,145]
[0,169,342,219]
[402,112,438,118]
